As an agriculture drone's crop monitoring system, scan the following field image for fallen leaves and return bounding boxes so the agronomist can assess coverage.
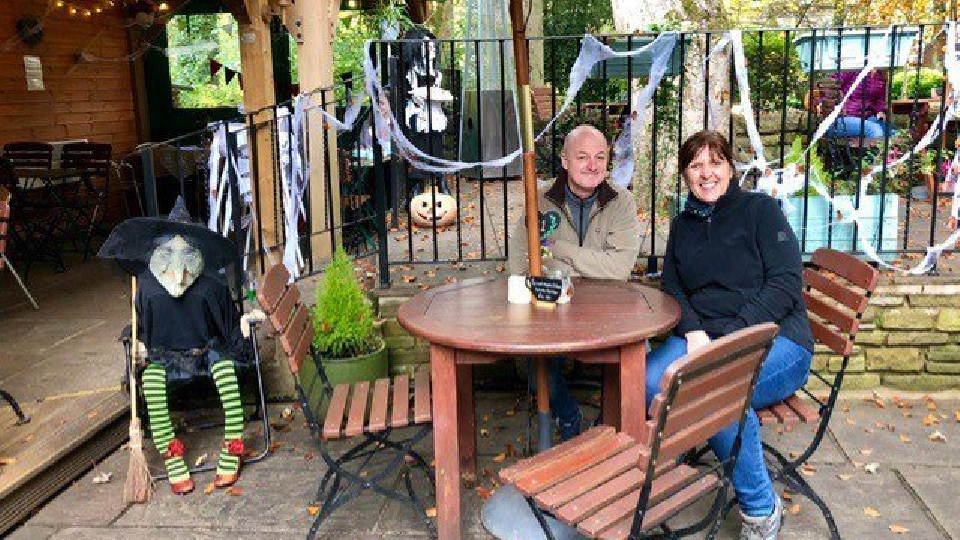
[0,457,16,466]
[787,503,802,515]
[929,431,947,443]
[864,507,881,518]
[227,486,243,496]
[492,453,506,463]
[889,524,910,534]
[92,470,112,484]
[194,453,208,467]
[307,505,320,516]
[864,462,880,474]
[204,482,216,495]
[898,434,911,443]
[837,473,853,481]
[425,507,437,518]
[923,414,940,427]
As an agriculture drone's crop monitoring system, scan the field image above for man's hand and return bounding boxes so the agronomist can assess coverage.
[240,309,266,339]
[684,330,711,352]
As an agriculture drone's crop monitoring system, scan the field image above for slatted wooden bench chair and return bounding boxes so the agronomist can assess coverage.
[755,247,879,538]
[257,263,435,539]
[499,323,778,540]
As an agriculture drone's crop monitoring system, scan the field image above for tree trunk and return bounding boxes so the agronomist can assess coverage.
[611,0,731,262]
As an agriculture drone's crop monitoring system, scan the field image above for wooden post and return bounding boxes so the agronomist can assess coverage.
[231,0,279,255]
[284,0,342,261]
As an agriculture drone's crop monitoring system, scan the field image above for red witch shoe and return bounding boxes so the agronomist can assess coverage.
[162,439,193,495]
[214,438,244,488]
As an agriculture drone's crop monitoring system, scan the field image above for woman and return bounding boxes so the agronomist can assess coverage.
[648,130,813,540]
[825,69,894,139]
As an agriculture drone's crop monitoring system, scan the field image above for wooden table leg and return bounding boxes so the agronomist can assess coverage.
[431,344,461,539]
[456,362,477,484]
[601,364,620,430]
[619,342,646,442]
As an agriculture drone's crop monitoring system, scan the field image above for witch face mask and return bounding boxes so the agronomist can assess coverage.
[150,235,204,297]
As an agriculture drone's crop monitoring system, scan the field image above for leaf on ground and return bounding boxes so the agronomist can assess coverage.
[0,457,16,466]
[307,505,320,516]
[899,434,911,443]
[929,431,947,443]
[845,417,857,426]
[800,464,816,476]
[889,524,910,534]
[87,410,99,419]
[92,471,112,484]
[425,507,437,518]
[955,410,960,423]
[204,482,216,495]
[923,414,940,426]
[859,448,874,456]
[837,473,853,481]
[787,503,801,515]
[480,428,490,437]
[864,462,880,474]
[400,275,417,283]
[194,453,208,467]
[482,414,491,423]
[492,453,506,463]
[864,507,881,518]
[227,486,243,496]
[925,398,937,411]
[21,434,34,443]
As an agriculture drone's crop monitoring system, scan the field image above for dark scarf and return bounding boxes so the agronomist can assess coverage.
[683,178,741,219]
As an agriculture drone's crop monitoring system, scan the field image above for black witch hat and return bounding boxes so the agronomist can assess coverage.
[98,196,238,277]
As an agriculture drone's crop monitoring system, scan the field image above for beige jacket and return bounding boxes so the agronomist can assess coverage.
[507,173,641,280]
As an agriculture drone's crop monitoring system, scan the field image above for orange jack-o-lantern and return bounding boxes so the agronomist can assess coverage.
[410,189,457,228]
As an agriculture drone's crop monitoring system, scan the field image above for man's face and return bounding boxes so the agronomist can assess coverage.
[149,235,203,297]
[561,130,608,197]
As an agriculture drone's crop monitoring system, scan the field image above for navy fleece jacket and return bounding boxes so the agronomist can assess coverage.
[662,183,814,352]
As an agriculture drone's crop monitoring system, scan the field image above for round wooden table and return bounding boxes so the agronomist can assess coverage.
[398,277,680,539]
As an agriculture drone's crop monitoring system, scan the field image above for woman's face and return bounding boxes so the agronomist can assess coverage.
[684,146,733,205]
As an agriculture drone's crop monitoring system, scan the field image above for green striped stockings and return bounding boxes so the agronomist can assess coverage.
[211,359,244,475]
[141,359,245,482]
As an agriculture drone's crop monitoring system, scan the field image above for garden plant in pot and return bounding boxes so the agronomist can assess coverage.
[310,249,387,389]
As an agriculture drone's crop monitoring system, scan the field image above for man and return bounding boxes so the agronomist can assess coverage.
[507,124,642,440]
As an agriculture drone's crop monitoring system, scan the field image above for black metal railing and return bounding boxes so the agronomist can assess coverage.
[125,23,959,287]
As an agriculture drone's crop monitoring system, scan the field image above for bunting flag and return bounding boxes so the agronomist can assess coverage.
[210,58,222,79]
[224,67,236,85]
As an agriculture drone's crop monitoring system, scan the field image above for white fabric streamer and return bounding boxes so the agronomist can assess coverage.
[362,33,678,174]
[609,115,634,188]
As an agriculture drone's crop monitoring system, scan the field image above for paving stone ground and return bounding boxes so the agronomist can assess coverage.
[9,392,959,539]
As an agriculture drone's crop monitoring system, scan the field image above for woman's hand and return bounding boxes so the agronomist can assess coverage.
[684,330,711,352]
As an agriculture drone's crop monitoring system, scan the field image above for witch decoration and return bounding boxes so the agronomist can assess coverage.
[99,197,264,495]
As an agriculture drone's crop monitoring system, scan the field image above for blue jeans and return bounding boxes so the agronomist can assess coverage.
[826,115,894,139]
[527,357,581,440]
[646,335,813,516]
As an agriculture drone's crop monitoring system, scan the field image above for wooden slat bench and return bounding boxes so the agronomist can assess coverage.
[756,248,879,539]
[500,324,778,539]
[257,263,435,539]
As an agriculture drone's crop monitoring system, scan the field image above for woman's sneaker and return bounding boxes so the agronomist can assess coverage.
[740,495,783,540]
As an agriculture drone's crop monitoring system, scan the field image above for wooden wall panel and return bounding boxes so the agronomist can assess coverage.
[0,2,138,154]
[0,1,141,222]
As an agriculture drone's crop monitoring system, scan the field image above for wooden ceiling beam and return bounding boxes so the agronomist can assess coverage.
[220,0,251,23]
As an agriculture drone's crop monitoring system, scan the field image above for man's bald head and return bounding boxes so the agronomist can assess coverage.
[562,125,607,155]
[560,124,609,199]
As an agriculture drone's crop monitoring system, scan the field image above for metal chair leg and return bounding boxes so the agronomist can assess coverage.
[0,388,30,425]
[2,253,38,310]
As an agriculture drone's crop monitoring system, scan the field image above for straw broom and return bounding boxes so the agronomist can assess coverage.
[124,276,153,503]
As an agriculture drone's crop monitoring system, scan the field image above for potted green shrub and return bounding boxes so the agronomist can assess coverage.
[311,248,387,387]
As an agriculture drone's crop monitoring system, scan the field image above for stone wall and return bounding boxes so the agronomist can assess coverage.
[371,276,960,392]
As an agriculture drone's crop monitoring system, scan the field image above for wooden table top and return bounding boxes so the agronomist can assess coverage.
[14,167,88,179]
[398,277,680,355]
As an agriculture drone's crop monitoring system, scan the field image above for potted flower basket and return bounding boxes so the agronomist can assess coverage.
[311,248,388,388]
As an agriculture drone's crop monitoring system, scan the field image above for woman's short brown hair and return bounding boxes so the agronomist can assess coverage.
[678,130,735,172]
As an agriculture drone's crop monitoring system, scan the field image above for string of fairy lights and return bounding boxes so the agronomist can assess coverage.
[49,0,170,19]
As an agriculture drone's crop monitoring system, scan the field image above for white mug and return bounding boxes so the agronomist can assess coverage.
[507,275,532,304]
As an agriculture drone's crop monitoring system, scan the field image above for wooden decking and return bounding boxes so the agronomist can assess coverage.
[0,255,129,534]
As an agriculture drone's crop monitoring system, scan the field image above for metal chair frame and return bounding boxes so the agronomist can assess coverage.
[119,323,272,481]
[294,347,436,539]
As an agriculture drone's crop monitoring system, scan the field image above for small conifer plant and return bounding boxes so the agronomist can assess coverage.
[311,249,380,358]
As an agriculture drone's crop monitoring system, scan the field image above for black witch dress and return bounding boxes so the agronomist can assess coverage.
[136,271,252,382]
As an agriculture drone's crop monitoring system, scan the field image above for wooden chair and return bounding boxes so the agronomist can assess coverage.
[256,263,435,539]
[499,323,778,539]
[60,142,115,258]
[2,142,53,170]
[755,248,879,538]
